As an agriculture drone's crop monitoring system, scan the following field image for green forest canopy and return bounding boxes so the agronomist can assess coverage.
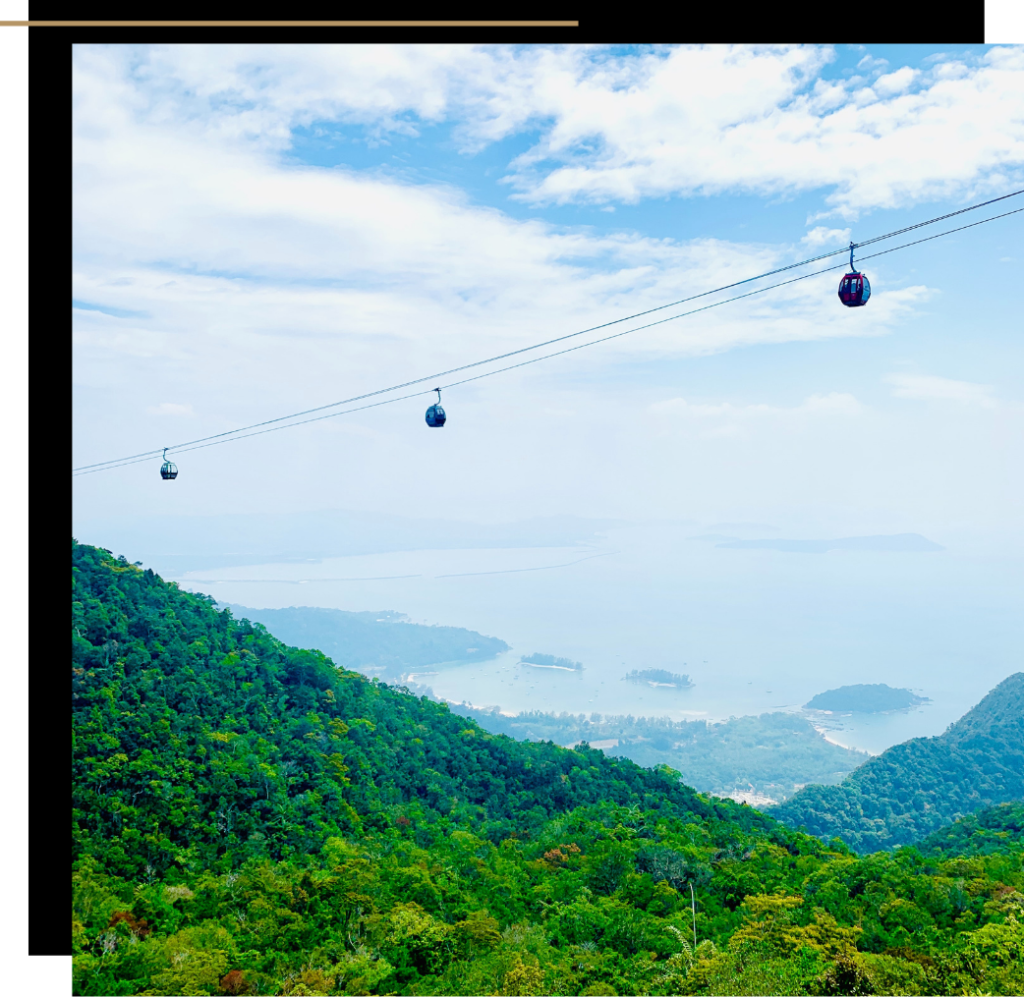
[917,802,1024,858]
[72,541,1024,996]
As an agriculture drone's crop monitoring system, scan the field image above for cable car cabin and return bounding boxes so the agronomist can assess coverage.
[425,403,446,428]
[160,448,178,479]
[838,271,871,307]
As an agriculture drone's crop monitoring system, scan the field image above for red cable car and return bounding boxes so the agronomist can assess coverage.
[838,242,871,307]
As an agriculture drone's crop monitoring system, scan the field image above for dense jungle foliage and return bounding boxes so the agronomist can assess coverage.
[214,604,509,681]
[772,673,1024,852]
[916,802,1024,858]
[452,706,864,803]
[73,541,1024,996]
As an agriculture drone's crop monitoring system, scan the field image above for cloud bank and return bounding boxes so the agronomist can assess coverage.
[79,44,1024,216]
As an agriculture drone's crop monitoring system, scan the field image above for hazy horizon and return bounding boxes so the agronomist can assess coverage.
[72,512,1024,756]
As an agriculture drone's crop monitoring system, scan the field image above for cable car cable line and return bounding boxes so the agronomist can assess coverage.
[831,187,1024,249]
[74,188,1024,473]
[74,203,1024,476]
[435,204,1024,392]
[73,194,1024,477]
[72,190,1023,473]
[72,389,434,474]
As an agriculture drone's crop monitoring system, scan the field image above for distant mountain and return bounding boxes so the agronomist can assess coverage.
[771,672,1024,852]
[715,533,944,553]
[216,603,508,680]
[74,510,620,573]
[917,801,1024,857]
[805,683,929,713]
[706,522,780,534]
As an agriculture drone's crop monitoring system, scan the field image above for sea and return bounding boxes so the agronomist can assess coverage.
[154,521,1023,756]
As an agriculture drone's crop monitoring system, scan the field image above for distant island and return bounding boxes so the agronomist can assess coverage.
[213,603,508,680]
[805,683,929,713]
[623,668,694,689]
[715,533,944,554]
[520,652,583,672]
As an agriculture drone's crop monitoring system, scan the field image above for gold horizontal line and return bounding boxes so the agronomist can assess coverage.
[1,20,579,27]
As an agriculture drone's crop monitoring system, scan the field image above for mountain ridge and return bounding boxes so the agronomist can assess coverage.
[771,672,1024,851]
[715,533,944,554]
[71,540,1024,997]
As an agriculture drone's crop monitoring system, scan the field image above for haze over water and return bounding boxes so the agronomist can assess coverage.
[153,521,1024,756]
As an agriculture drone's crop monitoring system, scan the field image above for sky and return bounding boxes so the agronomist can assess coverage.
[72,43,1024,543]
[50,35,1024,997]
[70,44,1024,754]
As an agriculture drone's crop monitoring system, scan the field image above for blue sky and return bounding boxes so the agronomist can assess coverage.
[282,46,999,236]
[72,43,1024,544]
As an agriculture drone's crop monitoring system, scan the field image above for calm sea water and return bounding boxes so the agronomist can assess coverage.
[172,523,1024,755]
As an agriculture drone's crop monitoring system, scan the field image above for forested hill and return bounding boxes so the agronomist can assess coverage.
[72,539,777,881]
[71,541,1024,997]
[771,672,1024,853]
[917,801,1024,857]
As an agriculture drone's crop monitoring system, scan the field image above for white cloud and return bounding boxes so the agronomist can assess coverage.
[73,46,935,407]
[649,391,863,420]
[499,46,1024,214]
[858,55,888,71]
[146,402,195,416]
[802,226,852,249]
[645,391,863,441]
[649,398,754,418]
[799,392,864,415]
[74,44,1024,221]
[885,373,998,407]
[874,66,919,96]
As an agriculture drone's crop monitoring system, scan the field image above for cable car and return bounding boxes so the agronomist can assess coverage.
[838,242,871,307]
[160,448,178,480]
[425,387,446,428]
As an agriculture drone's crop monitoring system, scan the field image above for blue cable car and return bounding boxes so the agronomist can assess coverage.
[425,388,446,428]
[838,242,871,307]
[160,447,178,480]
